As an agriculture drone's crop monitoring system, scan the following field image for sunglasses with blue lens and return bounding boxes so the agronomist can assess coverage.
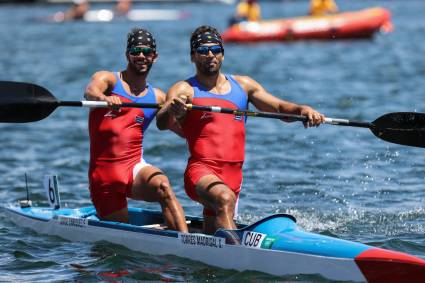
[195,45,223,55]
[129,46,155,56]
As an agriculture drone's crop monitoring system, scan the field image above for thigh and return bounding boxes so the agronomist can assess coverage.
[218,161,243,195]
[131,165,169,202]
[102,207,129,223]
[184,160,213,202]
[90,186,128,219]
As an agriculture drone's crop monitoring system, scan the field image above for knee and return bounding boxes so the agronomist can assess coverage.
[156,182,175,201]
[215,192,236,211]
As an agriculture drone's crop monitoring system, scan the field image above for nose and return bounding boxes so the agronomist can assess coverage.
[206,50,215,57]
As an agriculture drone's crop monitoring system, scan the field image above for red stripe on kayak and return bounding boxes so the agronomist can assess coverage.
[355,248,425,283]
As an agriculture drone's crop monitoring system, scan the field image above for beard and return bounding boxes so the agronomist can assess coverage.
[128,60,153,76]
[196,59,222,76]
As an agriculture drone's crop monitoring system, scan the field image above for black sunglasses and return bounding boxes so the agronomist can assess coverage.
[195,45,223,55]
[129,46,155,56]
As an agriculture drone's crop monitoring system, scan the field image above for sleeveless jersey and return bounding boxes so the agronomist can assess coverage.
[88,73,157,187]
[182,75,248,162]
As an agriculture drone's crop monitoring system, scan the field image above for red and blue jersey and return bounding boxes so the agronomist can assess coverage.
[182,75,248,162]
[88,73,157,193]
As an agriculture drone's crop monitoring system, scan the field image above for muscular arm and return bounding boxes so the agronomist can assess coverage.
[156,81,194,136]
[84,71,121,106]
[153,87,166,105]
[234,75,325,128]
[153,87,169,126]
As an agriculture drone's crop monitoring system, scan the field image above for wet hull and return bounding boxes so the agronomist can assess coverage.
[4,204,425,282]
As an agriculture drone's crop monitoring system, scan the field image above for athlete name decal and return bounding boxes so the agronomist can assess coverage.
[241,231,267,248]
[179,233,224,248]
[56,216,88,228]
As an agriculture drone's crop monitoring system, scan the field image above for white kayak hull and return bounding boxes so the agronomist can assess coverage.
[5,204,425,282]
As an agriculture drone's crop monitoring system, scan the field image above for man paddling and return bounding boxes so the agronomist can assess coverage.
[84,27,188,232]
[157,25,325,234]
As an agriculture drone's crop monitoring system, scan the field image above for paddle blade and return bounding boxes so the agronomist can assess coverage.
[0,81,59,123]
[371,112,425,148]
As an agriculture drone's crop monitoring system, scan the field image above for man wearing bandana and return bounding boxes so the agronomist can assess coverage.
[84,27,188,232]
[157,25,325,234]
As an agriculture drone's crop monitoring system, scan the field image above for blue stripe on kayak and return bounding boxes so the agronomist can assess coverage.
[272,230,371,259]
[251,214,371,259]
[6,205,179,238]
[5,206,50,222]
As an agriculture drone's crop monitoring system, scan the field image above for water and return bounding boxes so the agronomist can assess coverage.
[1,0,425,281]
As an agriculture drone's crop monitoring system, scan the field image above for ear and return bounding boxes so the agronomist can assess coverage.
[153,52,159,63]
[190,53,195,63]
[125,52,130,62]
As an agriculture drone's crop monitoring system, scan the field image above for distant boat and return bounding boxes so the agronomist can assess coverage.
[222,7,393,43]
[84,8,188,22]
[42,8,188,23]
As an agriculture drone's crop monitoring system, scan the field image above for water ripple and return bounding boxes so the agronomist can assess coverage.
[1,1,425,282]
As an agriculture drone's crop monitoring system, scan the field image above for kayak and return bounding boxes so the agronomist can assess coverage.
[222,7,393,43]
[5,198,425,281]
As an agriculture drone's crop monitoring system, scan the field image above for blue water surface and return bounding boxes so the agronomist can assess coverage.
[0,0,425,282]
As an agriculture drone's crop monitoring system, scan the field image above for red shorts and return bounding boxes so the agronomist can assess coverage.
[184,158,243,216]
[89,159,150,218]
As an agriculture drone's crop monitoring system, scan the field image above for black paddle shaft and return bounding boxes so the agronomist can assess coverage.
[188,104,425,148]
[0,81,160,123]
[1,81,425,148]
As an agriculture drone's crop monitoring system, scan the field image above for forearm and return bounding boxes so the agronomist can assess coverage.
[277,101,307,115]
[156,106,185,138]
[169,121,185,137]
[156,105,172,130]
[157,89,189,131]
[84,84,108,101]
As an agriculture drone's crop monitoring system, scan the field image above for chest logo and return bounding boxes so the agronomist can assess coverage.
[104,111,118,118]
[135,116,145,124]
[200,112,213,120]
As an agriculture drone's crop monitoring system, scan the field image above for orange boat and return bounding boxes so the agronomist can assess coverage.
[222,7,393,43]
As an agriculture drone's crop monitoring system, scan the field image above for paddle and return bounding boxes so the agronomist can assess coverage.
[0,81,160,123]
[186,106,425,149]
[1,81,424,148]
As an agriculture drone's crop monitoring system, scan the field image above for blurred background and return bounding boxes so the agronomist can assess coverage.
[1,0,425,282]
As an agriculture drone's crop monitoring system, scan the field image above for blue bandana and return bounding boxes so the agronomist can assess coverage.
[190,32,223,53]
